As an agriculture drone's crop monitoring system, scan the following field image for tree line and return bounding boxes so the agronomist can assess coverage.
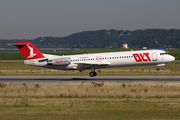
[1,29,180,49]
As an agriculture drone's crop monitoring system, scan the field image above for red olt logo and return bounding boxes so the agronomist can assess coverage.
[133,53,151,62]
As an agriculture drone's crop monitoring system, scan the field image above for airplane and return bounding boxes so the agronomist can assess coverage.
[9,41,175,77]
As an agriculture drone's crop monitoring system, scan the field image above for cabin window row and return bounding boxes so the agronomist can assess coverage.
[71,55,136,62]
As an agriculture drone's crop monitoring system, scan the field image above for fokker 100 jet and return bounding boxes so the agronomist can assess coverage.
[10,41,175,77]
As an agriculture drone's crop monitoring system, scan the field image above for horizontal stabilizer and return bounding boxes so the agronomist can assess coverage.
[7,43,28,46]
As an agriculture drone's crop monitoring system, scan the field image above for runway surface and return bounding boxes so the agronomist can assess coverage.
[0,76,180,84]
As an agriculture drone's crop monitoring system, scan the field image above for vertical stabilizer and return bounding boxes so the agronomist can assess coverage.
[12,41,45,60]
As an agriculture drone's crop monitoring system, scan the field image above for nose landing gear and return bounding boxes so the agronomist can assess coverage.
[156,68,160,71]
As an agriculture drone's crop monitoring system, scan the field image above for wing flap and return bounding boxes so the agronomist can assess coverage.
[74,62,110,72]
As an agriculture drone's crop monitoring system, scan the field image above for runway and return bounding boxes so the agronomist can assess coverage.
[0,76,180,84]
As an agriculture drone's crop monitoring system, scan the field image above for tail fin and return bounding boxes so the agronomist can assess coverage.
[12,41,45,60]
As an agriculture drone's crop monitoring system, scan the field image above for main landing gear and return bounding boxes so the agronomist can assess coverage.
[89,69,97,77]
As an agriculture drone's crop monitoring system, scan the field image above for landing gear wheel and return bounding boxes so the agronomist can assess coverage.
[89,72,94,77]
[89,71,97,77]
[94,72,97,76]
[156,68,160,71]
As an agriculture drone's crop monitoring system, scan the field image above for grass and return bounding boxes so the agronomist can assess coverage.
[1,82,180,98]
[0,48,180,60]
[1,82,180,119]
[1,98,180,120]
[0,52,25,60]
[0,61,180,76]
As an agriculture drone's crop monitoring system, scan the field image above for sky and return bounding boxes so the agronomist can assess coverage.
[0,0,180,39]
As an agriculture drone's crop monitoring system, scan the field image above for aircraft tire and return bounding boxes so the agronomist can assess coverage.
[93,72,97,76]
[89,72,97,77]
[89,72,94,77]
[156,68,160,71]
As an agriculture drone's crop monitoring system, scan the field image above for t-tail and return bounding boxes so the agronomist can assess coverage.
[12,41,45,60]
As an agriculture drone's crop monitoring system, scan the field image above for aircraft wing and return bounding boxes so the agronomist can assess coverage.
[76,62,110,66]
[74,62,110,72]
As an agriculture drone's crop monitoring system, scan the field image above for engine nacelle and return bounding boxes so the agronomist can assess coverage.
[47,57,71,65]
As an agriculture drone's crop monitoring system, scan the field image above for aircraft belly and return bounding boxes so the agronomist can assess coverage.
[44,64,76,70]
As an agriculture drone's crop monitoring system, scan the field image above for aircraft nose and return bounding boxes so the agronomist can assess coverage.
[169,55,175,62]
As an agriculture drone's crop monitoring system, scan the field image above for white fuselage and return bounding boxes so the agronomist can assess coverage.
[24,49,175,71]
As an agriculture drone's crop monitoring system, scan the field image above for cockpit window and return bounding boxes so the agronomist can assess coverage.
[160,53,167,55]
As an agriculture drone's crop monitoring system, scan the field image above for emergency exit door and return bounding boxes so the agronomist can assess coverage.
[152,53,157,61]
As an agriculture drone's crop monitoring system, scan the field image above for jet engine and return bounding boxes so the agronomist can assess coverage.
[47,57,71,65]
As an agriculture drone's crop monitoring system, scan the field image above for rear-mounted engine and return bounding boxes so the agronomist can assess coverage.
[47,57,71,65]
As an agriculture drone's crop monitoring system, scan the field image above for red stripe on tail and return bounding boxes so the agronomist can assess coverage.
[13,41,45,60]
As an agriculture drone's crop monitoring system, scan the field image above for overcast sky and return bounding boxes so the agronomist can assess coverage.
[0,0,180,39]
